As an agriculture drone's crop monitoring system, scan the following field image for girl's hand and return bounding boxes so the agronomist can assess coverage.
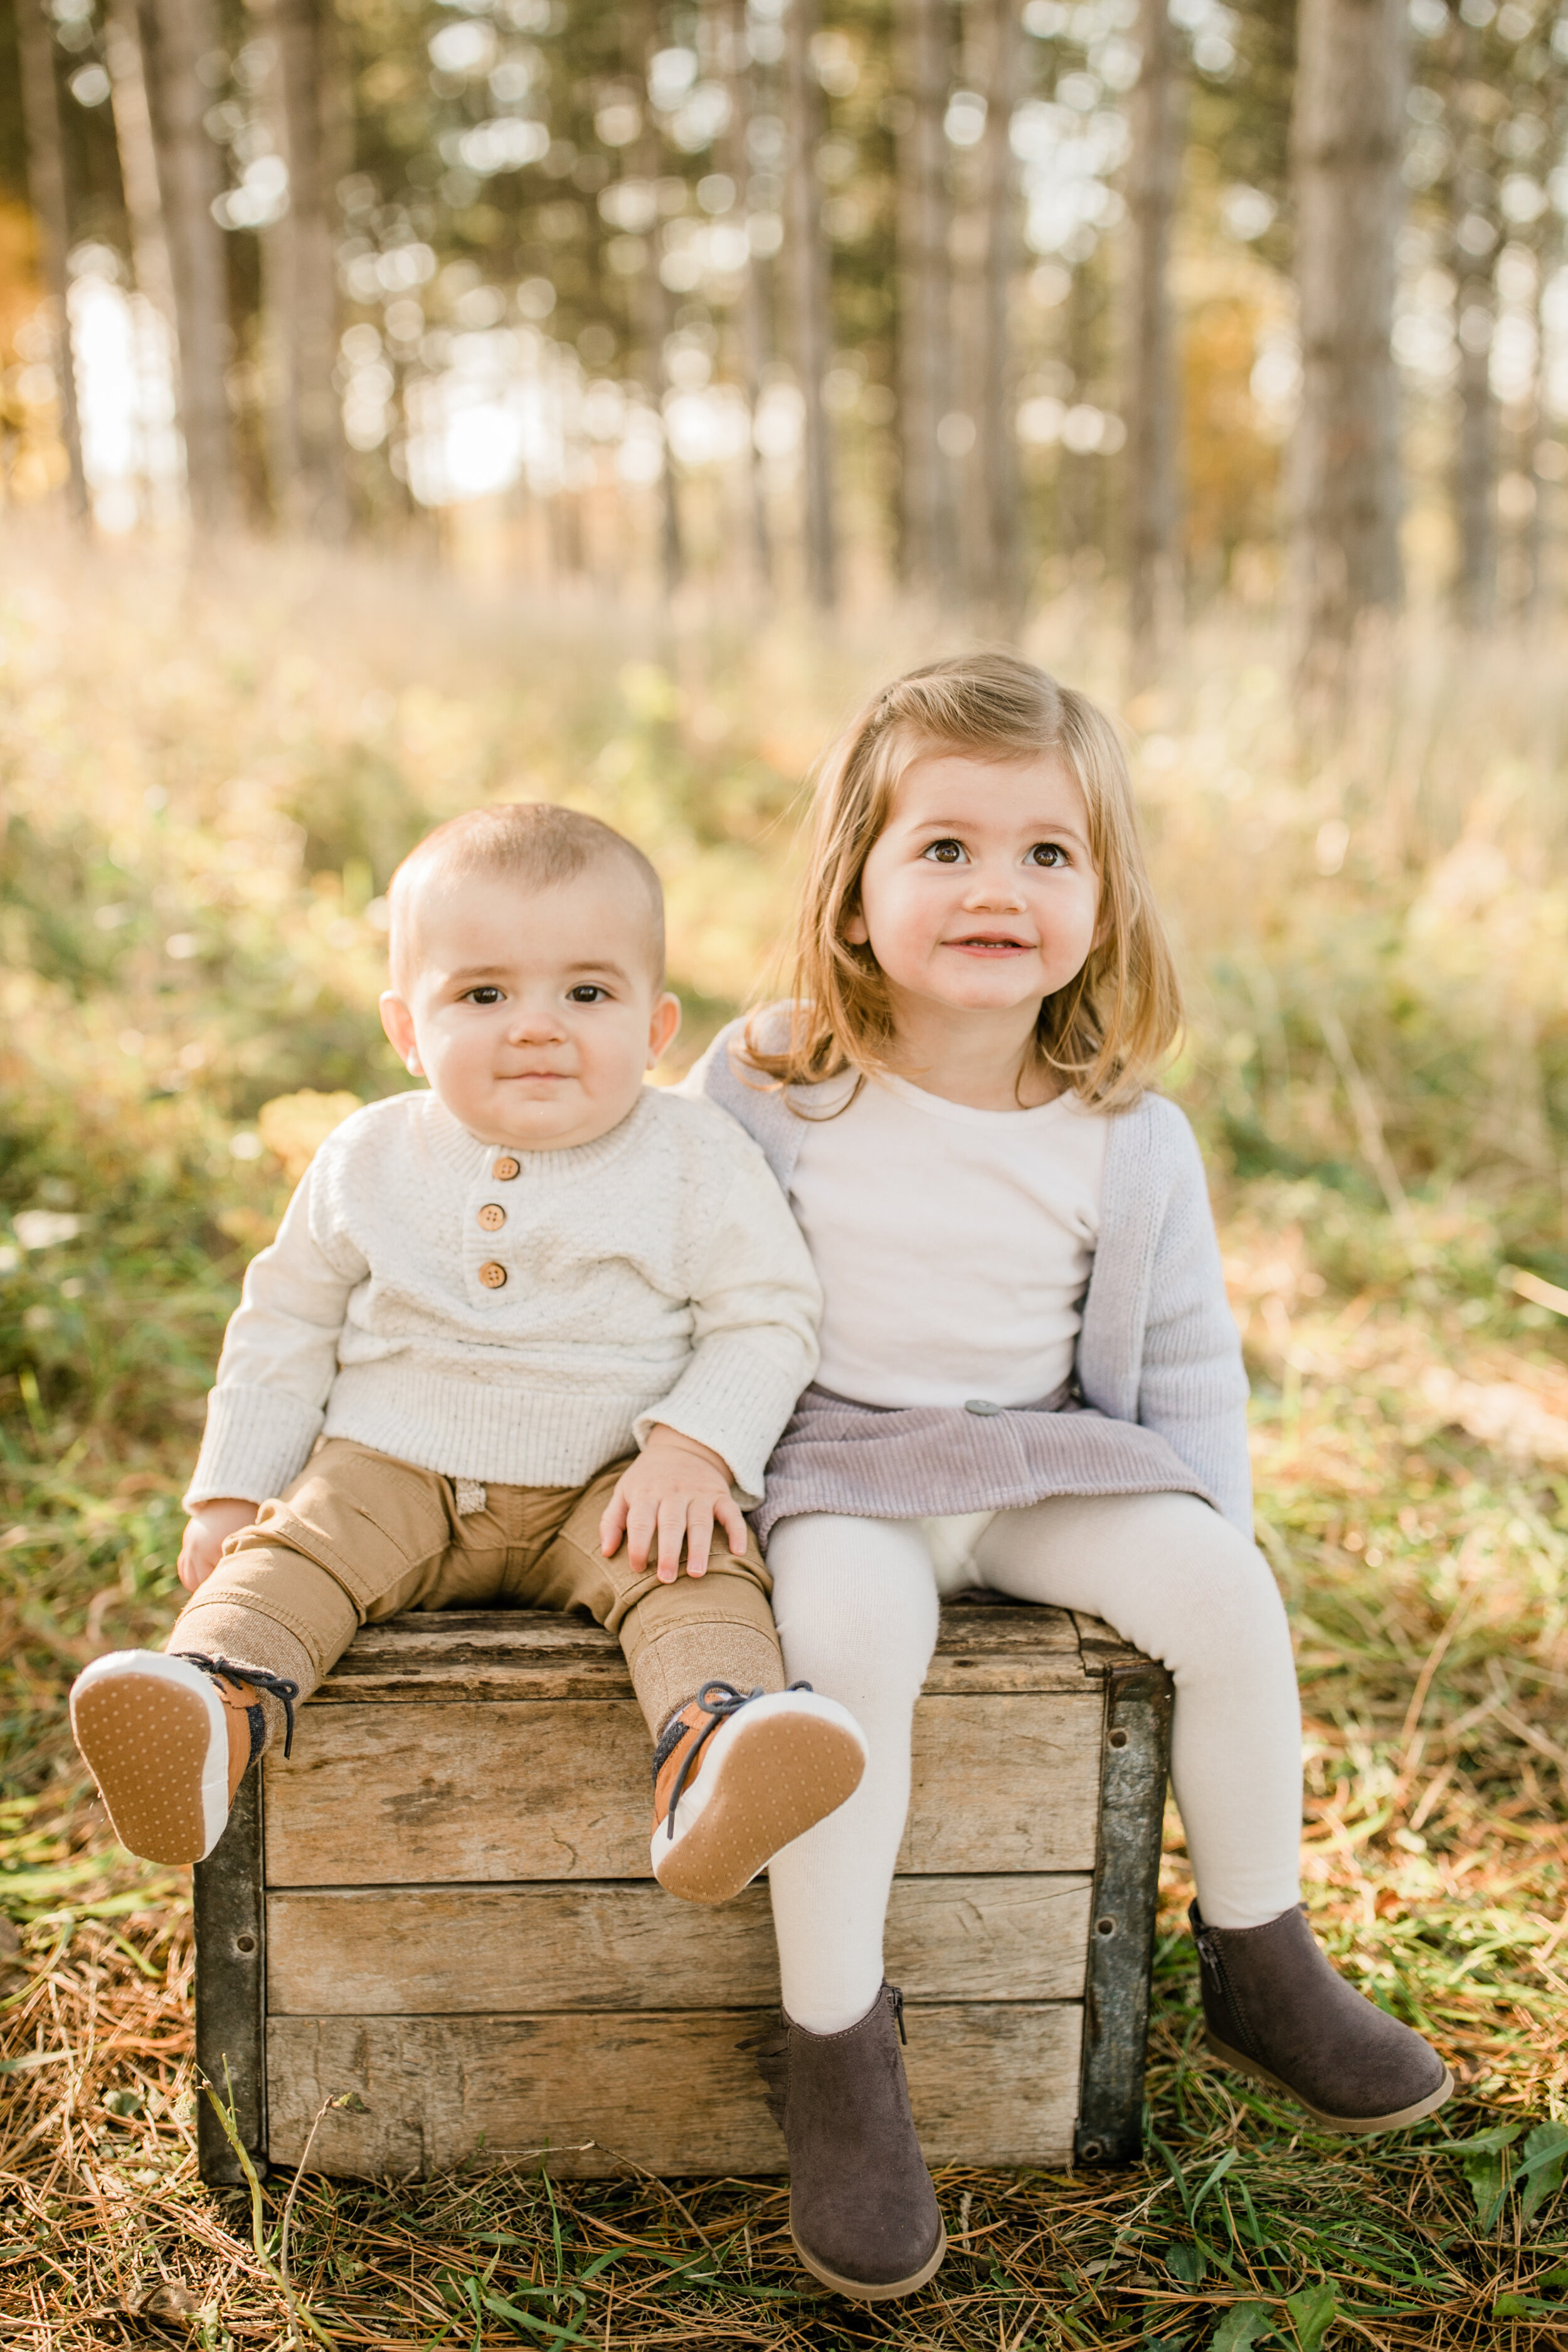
[177,1498,260,1592]
[600,1428,748,1582]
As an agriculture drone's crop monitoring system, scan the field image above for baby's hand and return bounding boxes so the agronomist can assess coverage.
[177,1498,260,1593]
[600,1428,748,1583]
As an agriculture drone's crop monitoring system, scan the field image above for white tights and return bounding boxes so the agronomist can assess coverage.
[765,1490,1304,2034]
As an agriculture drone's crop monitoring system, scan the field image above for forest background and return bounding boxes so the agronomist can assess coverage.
[5,0,1568,2345]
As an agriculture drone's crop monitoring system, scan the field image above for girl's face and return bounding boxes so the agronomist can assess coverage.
[847,750,1101,1023]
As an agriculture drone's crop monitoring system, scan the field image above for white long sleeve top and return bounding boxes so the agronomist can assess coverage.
[184,1086,823,1512]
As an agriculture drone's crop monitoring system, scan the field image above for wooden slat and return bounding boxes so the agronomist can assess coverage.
[312,1604,1095,1705]
[263,1693,1103,1886]
[264,2001,1082,2176]
[265,1872,1094,2015]
[898,1694,1102,1874]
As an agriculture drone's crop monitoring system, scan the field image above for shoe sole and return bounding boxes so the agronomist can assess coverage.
[70,1653,231,1866]
[790,2223,947,2302]
[653,1698,866,1907]
[1204,2030,1454,2134]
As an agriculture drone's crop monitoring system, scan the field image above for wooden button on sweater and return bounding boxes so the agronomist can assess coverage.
[478,1261,508,1289]
[492,1156,521,1180]
[477,1204,506,1231]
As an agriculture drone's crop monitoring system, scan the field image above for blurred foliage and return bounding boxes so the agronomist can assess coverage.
[1,529,1567,1475]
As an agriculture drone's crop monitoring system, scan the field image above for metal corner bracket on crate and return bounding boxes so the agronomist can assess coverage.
[1074,1659,1175,2167]
[193,1604,1173,2184]
[193,1764,268,2185]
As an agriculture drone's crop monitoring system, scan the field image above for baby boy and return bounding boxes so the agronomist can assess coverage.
[70,802,864,1904]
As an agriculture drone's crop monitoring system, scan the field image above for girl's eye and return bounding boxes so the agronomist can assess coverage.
[465,986,504,1005]
[567,984,610,1004]
[923,839,967,865]
[1028,842,1067,867]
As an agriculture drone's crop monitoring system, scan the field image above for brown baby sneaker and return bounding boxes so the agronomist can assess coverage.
[650,1680,867,1906]
[70,1650,295,1865]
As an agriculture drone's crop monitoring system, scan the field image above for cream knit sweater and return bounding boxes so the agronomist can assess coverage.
[184,1086,822,1511]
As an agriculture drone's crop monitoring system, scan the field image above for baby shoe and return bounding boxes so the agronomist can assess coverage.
[746,1983,946,2300]
[650,1680,867,1906]
[1192,1900,1452,2132]
[70,1651,295,1866]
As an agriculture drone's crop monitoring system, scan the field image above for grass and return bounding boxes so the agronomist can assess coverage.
[3,522,1568,2346]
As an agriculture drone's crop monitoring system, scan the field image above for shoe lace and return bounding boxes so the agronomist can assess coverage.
[179,1655,301,1759]
[654,1678,815,1842]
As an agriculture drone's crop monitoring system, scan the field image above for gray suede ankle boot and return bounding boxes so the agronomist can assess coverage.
[1192,1900,1452,2134]
[748,1983,946,2301]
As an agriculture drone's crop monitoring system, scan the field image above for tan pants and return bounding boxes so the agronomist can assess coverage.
[170,1438,784,1739]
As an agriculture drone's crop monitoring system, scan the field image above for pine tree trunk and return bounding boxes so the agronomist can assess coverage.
[1124,0,1181,674]
[16,0,87,516]
[633,0,681,596]
[1453,283,1495,623]
[262,0,348,536]
[1449,55,1495,625]
[978,0,1020,620]
[135,0,236,529]
[786,0,835,607]
[105,0,179,340]
[896,0,955,597]
[726,0,771,592]
[1289,0,1405,651]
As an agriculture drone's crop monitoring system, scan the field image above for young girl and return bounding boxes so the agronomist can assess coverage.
[689,653,1449,2303]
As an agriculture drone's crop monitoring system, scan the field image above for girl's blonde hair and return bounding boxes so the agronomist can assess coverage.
[744,650,1181,1110]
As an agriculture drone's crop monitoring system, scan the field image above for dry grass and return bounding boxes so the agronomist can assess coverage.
[4,524,1568,2346]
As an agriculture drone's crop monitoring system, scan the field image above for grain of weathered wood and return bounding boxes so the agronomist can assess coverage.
[897,1695,1101,1875]
[200,1599,1166,2183]
[264,2001,1082,2176]
[265,1693,1103,1885]
[265,1872,1094,2015]
[312,1604,1093,1704]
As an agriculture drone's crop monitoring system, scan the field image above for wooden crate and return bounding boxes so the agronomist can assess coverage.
[193,1602,1172,2183]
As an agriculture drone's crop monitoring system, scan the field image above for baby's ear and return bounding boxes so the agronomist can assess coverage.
[647,992,682,1065]
[379,992,421,1074]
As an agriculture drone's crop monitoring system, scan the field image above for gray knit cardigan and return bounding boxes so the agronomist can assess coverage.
[687,1017,1254,1535]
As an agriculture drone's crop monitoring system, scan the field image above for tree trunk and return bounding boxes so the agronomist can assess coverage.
[978,0,1020,621]
[262,0,348,536]
[1449,58,1496,625]
[15,0,87,516]
[135,0,236,529]
[105,0,179,339]
[1289,0,1405,652]
[725,0,771,593]
[1453,280,1495,623]
[633,0,682,596]
[786,0,835,607]
[896,0,955,598]
[1124,0,1181,675]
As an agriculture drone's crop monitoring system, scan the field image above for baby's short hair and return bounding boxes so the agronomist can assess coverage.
[387,803,665,992]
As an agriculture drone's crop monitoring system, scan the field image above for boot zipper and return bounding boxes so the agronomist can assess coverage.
[1195,1924,1254,2057]
[891,1986,907,2045]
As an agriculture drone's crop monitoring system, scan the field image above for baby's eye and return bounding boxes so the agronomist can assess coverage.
[464,985,504,1005]
[566,983,610,1004]
[1028,842,1067,867]
[923,839,967,865]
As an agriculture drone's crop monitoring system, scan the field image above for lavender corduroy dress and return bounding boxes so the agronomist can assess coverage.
[684,1015,1254,1548]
